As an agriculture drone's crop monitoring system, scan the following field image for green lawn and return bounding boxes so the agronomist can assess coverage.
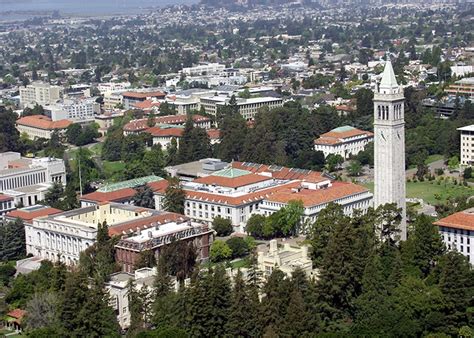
[201,257,250,270]
[425,154,444,165]
[364,180,474,205]
[102,161,126,182]
[89,143,103,156]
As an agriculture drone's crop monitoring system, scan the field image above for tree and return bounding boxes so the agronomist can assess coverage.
[165,138,179,166]
[309,203,347,267]
[437,252,474,336]
[143,144,165,176]
[207,265,231,337]
[448,155,459,171]
[463,167,473,180]
[65,124,82,144]
[133,185,155,209]
[24,292,60,332]
[0,218,26,261]
[245,214,266,239]
[281,289,310,337]
[226,237,249,259]
[163,178,185,214]
[348,160,363,177]
[226,269,260,336]
[261,268,291,332]
[212,217,233,236]
[210,240,232,262]
[43,182,64,209]
[102,129,124,161]
[177,118,211,164]
[122,134,145,162]
[217,108,248,162]
[0,106,20,152]
[325,154,344,172]
[159,240,196,282]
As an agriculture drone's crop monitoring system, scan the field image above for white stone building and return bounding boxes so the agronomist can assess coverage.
[19,82,62,108]
[46,98,100,122]
[373,59,407,240]
[258,239,316,278]
[314,126,374,159]
[458,125,474,166]
[435,208,474,264]
[25,203,179,265]
[0,152,66,207]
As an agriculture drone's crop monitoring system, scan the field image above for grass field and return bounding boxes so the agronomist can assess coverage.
[408,154,444,169]
[102,161,126,182]
[364,180,473,205]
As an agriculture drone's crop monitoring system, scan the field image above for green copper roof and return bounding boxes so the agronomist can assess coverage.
[98,175,163,193]
[332,126,356,133]
[212,167,251,178]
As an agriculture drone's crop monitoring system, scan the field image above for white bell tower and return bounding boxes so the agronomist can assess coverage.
[373,58,407,241]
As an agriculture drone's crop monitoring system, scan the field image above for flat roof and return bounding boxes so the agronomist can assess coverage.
[458,125,474,132]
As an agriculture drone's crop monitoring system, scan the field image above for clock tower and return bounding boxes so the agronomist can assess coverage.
[373,58,407,240]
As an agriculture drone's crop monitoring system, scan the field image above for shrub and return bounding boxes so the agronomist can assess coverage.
[210,240,232,262]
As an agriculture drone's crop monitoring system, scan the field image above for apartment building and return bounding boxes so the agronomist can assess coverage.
[458,125,474,166]
[104,91,124,110]
[314,126,374,159]
[19,82,62,108]
[0,194,15,216]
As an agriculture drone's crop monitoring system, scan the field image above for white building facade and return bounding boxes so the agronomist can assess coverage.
[314,126,374,159]
[458,125,474,166]
[20,82,62,108]
[46,98,100,122]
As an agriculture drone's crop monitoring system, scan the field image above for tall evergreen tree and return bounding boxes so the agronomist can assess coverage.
[163,178,186,214]
[261,268,291,333]
[0,218,26,261]
[133,185,155,209]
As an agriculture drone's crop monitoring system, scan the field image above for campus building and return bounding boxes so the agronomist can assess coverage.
[16,115,72,140]
[435,208,474,264]
[25,202,210,267]
[122,90,166,110]
[458,125,474,166]
[46,98,100,122]
[155,161,373,233]
[123,114,211,136]
[0,152,66,207]
[445,77,474,99]
[314,126,374,159]
[19,82,62,108]
[200,95,284,120]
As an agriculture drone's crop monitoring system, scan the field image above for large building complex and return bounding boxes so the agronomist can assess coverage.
[0,152,66,207]
[373,59,407,240]
[181,63,226,76]
[314,126,374,159]
[19,82,62,108]
[458,125,474,166]
[156,162,372,233]
[25,202,211,268]
[122,90,166,109]
[435,208,474,264]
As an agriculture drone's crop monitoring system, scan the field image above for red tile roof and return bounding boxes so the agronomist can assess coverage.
[315,127,373,146]
[108,212,187,236]
[0,194,14,202]
[146,127,184,138]
[16,115,72,130]
[183,181,301,206]
[123,114,210,132]
[264,181,369,207]
[207,128,221,139]
[7,309,26,320]
[232,162,324,181]
[134,99,161,110]
[81,188,137,203]
[148,180,169,194]
[435,209,474,231]
[122,91,166,99]
[6,207,62,224]
[194,173,272,189]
